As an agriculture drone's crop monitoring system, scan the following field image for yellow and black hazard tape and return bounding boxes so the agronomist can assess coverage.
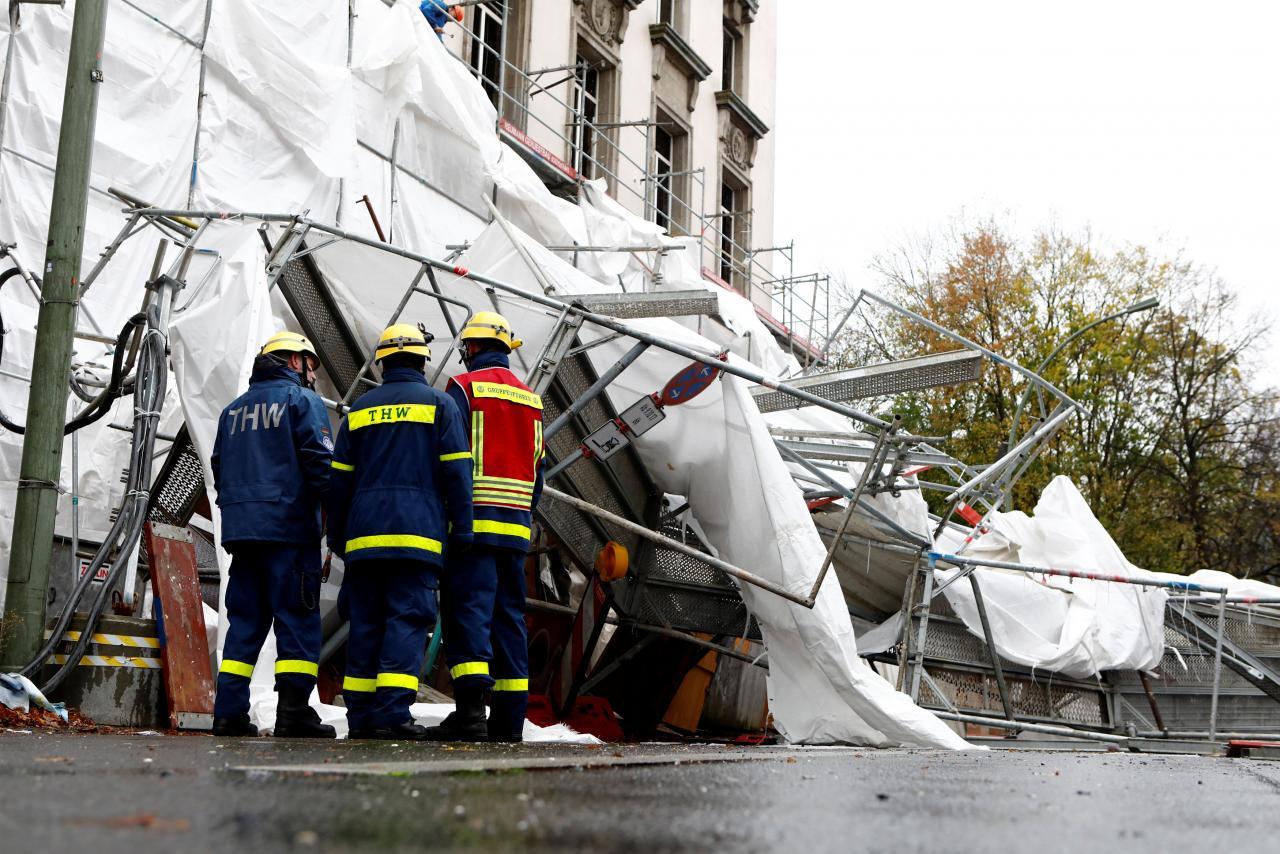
[44,630,161,649]
[49,653,162,669]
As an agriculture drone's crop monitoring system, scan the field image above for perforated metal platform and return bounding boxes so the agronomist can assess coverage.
[919,664,1109,728]
[613,520,762,640]
[577,290,718,320]
[752,349,983,413]
[911,599,1280,735]
[1162,605,1280,702]
[273,246,369,397]
[908,612,1111,730]
[147,425,204,528]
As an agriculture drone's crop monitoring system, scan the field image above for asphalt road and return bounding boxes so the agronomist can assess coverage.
[1,732,1277,852]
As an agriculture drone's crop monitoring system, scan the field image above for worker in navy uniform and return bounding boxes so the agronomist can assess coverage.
[427,311,543,742]
[211,331,336,738]
[328,323,474,740]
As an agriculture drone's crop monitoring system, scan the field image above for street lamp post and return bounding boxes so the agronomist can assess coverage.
[1002,296,1160,510]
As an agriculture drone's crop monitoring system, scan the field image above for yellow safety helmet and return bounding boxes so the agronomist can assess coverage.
[260,330,318,363]
[458,310,522,352]
[375,322,433,363]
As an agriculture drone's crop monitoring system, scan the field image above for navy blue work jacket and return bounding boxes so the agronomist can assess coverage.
[328,367,474,568]
[211,361,333,548]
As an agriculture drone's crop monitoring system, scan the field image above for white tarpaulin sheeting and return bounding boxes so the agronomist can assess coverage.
[936,476,1169,678]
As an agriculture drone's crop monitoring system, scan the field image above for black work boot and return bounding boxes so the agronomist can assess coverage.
[212,714,259,737]
[273,684,336,739]
[423,684,488,741]
[368,721,432,741]
[487,692,527,743]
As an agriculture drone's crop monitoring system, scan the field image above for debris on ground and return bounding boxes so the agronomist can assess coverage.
[0,702,99,733]
[0,673,68,721]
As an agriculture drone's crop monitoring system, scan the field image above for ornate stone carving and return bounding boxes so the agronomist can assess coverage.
[716,91,768,173]
[588,0,619,40]
[728,126,749,168]
[574,0,634,46]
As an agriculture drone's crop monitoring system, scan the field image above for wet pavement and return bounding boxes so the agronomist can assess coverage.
[0,731,1277,852]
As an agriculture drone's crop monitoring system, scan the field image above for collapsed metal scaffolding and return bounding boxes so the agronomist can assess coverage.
[13,190,1280,745]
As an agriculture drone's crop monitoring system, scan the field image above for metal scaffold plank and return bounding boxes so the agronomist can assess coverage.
[752,350,983,413]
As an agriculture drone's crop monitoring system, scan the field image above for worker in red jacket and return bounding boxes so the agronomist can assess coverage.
[428,312,543,741]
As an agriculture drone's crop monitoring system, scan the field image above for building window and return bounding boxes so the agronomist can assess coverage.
[652,114,690,235]
[719,182,737,287]
[719,177,750,293]
[655,126,675,231]
[469,0,506,108]
[659,0,685,32]
[571,56,601,179]
[722,20,745,94]
[722,24,737,92]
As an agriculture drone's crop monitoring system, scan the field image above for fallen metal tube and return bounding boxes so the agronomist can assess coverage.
[542,486,812,608]
[930,710,1131,744]
[929,552,1231,595]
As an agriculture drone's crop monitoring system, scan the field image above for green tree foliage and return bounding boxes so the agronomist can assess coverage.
[831,221,1279,578]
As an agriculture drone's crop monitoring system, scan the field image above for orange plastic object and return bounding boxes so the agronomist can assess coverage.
[595,540,629,581]
[451,5,465,21]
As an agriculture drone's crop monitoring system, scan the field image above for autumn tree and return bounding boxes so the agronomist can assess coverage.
[829,220,1279,577]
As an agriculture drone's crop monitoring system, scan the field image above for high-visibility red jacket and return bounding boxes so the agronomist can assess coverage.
[446,350,544,551]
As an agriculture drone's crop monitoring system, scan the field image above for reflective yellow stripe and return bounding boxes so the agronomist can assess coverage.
[475,485,533,497]
[331,460,354,472]
[475,483,533,494]
[343,676,376,693]
[471,382,543,410]
[493,678,529,692]
[376,672,419,691]
[439,451,472,462]
[475,475,535,488]
[450,661,490,679]
[472,411,484,478]
[275,659,319,677]
[533,419,543,465]
[219,658,254,678]
[348,403,436,431]
[473,520,532,539]
[474,483,533,494]
[475,492,533,506]
[346,534,443,554]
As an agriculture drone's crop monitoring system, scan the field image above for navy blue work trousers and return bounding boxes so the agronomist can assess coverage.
[214,543,322,719]
[441,546,528,736]
[341,560,438,730]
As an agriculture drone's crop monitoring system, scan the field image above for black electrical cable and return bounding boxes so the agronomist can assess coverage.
[62,312,145,434]
[0,266,144,435]
[31,303,168,693]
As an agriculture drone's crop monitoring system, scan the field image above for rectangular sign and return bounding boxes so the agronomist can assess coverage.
[78,558,109,583]
[620,396,665,438]
[584,420,629,461]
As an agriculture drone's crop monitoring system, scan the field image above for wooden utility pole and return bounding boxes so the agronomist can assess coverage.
[2,0,111,669]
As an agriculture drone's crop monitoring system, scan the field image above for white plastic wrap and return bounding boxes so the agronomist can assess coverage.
[936,476,1169,678]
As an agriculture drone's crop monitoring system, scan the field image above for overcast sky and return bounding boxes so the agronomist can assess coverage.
[774,1,1279,365]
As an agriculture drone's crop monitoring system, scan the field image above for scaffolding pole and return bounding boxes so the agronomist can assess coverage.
[3,0,111,669]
